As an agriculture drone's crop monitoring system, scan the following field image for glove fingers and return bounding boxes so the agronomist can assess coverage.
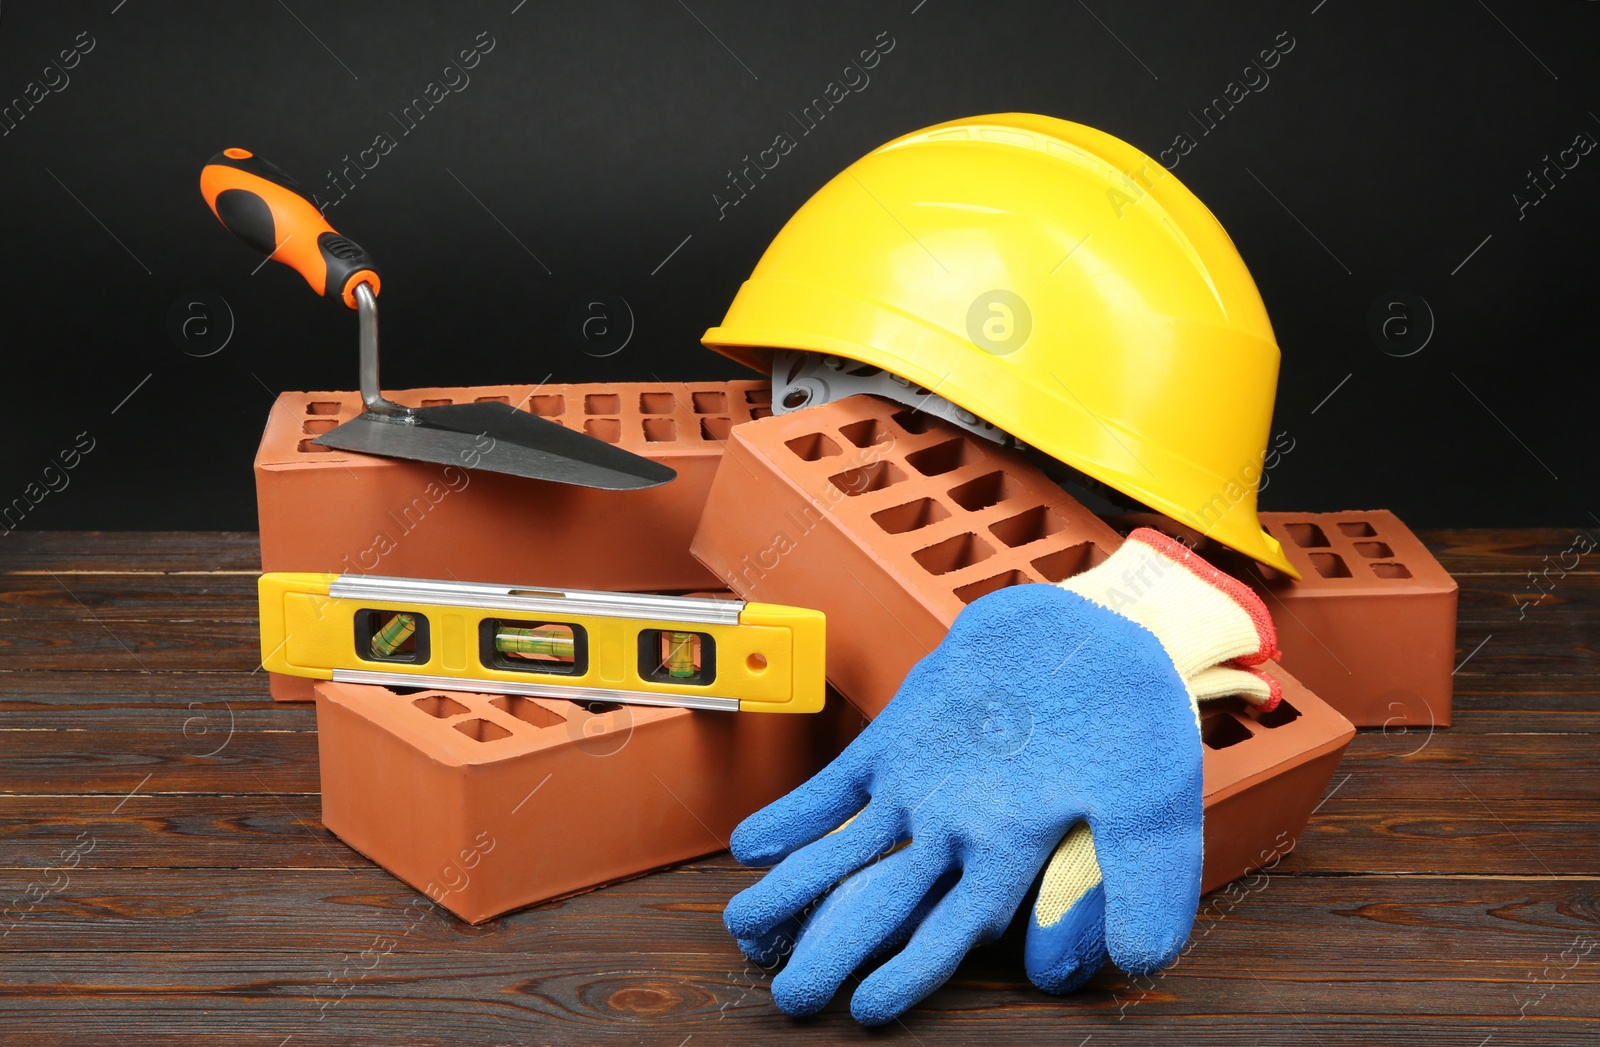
[1091,799,1202,976]
[1023,822,1109,994]
[848,866,1013,1026]
[737,918,802,968]
[1189,664,1282,711]
[770,841,949,1017]
[724,805,901,941]
[730,746,873,868]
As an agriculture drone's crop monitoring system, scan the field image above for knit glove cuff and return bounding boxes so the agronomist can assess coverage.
[1056,528,1279,683]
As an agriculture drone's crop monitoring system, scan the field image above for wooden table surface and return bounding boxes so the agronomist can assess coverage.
[1,529,1596,1046]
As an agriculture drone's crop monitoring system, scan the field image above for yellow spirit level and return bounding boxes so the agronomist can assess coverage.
[258,573,826,713]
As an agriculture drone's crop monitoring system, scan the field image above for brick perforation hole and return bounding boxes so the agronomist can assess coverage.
[890,408,935,434]
[454,718,513,743]
[912,532,994,576]
[1285,523,1330,548]
[1030,542,1101,582]
[948,472,1024,512]
[829,461,904,496]
[413,695,470,718]
[786,433,842,461]
[488,695,565,728]
[1309,552,1351,578]
[838,418,897,449]
[1251,698,1301,729]
[954,569,1031,604]
[906,439,983,477]
[1202,713,1253,750]
[989,505,1067,547]
[872,497,951,535]
[643,418,677,443]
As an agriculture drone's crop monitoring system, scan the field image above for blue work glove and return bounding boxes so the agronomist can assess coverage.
[1023,534,1282,995]
[725,528,1278,1023]
[1024,669,1281,994]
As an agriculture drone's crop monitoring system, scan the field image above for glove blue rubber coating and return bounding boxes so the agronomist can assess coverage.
[1023,879,1108,994]
[770,850,960,1018]
[724,582,1203,1024]
[733,865,943,972]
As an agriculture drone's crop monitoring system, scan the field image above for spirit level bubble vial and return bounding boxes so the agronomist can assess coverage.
[258,573,826,713]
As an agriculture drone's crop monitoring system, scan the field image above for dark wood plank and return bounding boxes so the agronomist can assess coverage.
[2,564,1591,666]
[1450,575,1600,678]
[1450,675,1600,733]
[7,672,1598,737]
[1291,797,1600,875]
[3,530,1592,683]
[0,727,319,794]
[1456,571,1600,626]
[0,872,1594,1045]
[1,527,1585,579]
[0,671,292,731]
[1419,527,1600,575]
[3,723,1587,803]
[4,867,1596,976]
[0,580,1593,685]
[0,573,259,620]
[6,720,1595,800]
[0,529,1593,1045]
[1,1015,1580,1047]
[0,795,339,871]
[1,526,1588,578]
[0,618,260,671]
[3,789,1596,880]
[0,532,262,573]
[1334,732,1600,800]
[2,681,1596,740]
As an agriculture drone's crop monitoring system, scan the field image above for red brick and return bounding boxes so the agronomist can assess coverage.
[256,380,771,700]
[315,680,865,923]
[1113,511,1458,728]
[691,394,1122,718]
[691,395,1355,892]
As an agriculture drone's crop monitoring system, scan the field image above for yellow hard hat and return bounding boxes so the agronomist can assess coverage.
[703,113,1298,578]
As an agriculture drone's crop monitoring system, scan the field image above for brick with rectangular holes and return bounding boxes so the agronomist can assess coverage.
[1112,510,1458,728]
[1193,666,1353,890]
[315,679,866,922]
[692,393,1122,718]
[690,394,1354,891]
[256,381,772,699]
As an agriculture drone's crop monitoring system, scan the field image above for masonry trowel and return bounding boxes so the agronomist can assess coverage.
[199,148,674,490]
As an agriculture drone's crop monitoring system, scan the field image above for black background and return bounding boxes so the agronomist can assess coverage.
[0,0,1594,532]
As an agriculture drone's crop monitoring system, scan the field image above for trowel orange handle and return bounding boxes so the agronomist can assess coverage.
[199,148,380,309]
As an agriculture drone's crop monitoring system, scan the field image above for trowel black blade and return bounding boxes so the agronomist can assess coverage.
[313,401,676,490]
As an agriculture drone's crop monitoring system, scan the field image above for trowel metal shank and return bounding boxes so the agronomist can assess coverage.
[313,284,675,491]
